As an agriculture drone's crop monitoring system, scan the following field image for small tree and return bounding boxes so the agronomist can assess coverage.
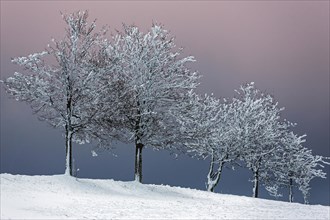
[265,131,330,203]
[173,91,241,192]
[1,11,113,176]
[233,82,291,198]
[103,24,200,182]
[204,98,241,192]
[296,151,329,204]
[264,131,306,202]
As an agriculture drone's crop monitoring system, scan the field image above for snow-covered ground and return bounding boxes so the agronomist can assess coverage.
[1,173,329,219]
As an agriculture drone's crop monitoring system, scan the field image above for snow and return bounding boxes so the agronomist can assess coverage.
[91,150,98,157]
[1,174,329,219]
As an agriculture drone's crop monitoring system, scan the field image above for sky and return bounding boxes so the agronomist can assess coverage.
[1,1,329,205]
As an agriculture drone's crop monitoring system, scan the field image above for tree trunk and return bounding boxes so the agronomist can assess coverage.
[64,128,73,176]
[303,195,309,204]
[207,154,215,192]
[289,178,293,203]
[134,100,143,183]
[135,143,143,183]
[206,152,224,192]
[252,170,259,198]
[65,82,73,176]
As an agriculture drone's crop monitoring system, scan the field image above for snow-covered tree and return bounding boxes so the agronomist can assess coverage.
[172,91,241,192]
[102,24,200,182]
[264,131,306,202]
[233,82,292,198]
[1,11,115,176]
[172,91,222,191]
[265,131,330,203]
[296,151,329,204]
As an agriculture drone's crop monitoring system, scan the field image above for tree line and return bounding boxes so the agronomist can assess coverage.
[2,11,329,204]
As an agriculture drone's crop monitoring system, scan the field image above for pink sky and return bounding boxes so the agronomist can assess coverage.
[1,1,329,205]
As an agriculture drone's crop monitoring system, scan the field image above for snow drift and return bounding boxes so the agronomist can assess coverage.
[1,173,329,219]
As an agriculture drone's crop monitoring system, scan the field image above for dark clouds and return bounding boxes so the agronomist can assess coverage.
[1,1,329,205]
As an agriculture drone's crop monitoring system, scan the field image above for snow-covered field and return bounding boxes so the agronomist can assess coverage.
[1,173,329,219]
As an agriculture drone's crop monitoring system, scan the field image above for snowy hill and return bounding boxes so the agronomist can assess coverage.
[1,174,329,219]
